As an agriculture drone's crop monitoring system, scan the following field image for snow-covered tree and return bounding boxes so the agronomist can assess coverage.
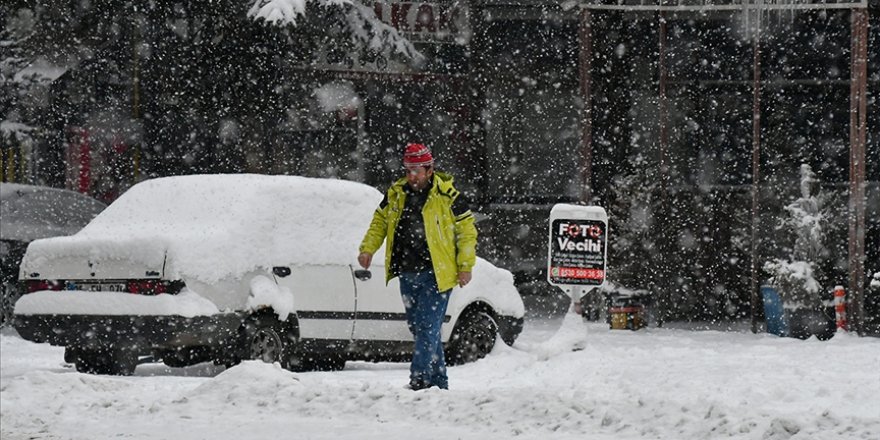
[764,164,830,307]
[1,8,35,146]
[248,0,422,64]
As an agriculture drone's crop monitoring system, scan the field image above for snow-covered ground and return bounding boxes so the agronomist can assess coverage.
[2,313,878,440]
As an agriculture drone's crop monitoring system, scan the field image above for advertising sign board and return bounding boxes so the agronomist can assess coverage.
[548,204,608,297]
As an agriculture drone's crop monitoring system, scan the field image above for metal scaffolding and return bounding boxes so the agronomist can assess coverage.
[569,0,871,333]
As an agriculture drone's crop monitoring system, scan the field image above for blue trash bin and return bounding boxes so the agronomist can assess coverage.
[761,286,788,336]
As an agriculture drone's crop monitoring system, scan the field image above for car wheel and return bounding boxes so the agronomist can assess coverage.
[248,324,284,363]
[446,311,497,366]
[240,313,304,371]
[68,346,138,376]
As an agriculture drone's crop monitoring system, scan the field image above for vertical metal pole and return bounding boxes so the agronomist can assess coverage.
[356,98,366,182]
[657,12,669,327]
[749,18,762,334]
[659,12,669,187]
[578,8,593,203]
[857,8,868,336]
[131,11,142,182]
[467,0,487,205]
[848,8,868,336]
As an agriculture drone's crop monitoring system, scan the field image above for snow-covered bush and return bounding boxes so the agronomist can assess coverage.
[764,164,829,308]
[607,153,662,296]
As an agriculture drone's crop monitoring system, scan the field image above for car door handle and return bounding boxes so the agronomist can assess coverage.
[272,266,291,278]
[354,269,371,281]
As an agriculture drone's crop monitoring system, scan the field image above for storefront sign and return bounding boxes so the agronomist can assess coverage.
[370,1,469,43]
[548,204,608,293]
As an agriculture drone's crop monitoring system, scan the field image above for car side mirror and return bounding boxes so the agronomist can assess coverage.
[354,270,371,281]
[272,266,292,278]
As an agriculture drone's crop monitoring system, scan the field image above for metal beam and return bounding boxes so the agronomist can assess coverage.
[848,7,868,335]
[480,0,869,12]
[749,13,762,334]
[659,12,669,191]
[578,8,594,203]
[578,2,867,12]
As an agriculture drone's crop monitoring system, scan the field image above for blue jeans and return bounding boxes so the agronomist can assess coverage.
[399,271,451,389]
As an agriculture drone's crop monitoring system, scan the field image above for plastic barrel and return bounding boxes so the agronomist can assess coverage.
[761,286,788,337]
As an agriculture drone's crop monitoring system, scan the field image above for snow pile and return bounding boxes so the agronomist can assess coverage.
[22,174,383,283]
[14,288,219,317]
[186,361,300,402]
[247,275,295,320]
[3,319,878,440]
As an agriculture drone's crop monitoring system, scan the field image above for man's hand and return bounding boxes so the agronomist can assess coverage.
[358,252,373,269]
[458,271,472,287]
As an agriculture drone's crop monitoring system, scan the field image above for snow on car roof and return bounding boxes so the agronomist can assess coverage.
[23,174,383,283]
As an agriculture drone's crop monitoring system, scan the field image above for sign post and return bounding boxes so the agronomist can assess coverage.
[547,204,608,301]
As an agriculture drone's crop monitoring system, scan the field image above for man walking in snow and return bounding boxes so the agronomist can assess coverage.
[358,143,477,390]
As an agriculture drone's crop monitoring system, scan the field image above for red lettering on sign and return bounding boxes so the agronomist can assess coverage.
[552,267,605,280]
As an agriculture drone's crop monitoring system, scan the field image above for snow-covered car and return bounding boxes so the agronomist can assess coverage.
[12,174,524,375]
[1,183,107,327]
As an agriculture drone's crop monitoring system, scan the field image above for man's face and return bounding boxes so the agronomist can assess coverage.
[405,165,433,191]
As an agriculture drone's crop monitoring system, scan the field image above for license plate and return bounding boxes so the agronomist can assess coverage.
[71,282,127,292]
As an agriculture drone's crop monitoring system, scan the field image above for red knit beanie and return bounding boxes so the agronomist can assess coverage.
[403,143,434,167]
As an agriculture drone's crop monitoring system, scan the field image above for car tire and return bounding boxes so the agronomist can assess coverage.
[68,346,138,376]
[245,319,285,363]
[445,310,497,366]
[239,312,305,371]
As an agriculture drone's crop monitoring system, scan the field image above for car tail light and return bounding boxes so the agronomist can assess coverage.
[126,280,184,295]
[24,280,63,293]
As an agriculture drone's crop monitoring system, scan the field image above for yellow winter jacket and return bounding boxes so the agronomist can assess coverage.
[359,172,477,292]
